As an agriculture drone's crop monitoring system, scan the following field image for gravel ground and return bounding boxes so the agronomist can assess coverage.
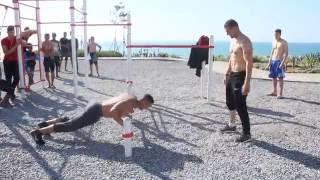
[0,60,319,180]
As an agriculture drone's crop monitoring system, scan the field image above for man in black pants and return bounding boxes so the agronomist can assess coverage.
[0,78,15,107]
[220,19,253,142]
[60,32,70,71]
[51,33,61,77]
[30,94,154,145]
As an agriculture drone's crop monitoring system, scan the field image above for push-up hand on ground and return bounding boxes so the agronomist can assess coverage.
[30,93,154,145]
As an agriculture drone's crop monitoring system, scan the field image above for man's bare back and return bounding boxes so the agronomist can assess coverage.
[229,34,253,72]
[101,94,138,119]
[272,39,288,60]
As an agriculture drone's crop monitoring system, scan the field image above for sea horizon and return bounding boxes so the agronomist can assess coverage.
[99,40,320,58]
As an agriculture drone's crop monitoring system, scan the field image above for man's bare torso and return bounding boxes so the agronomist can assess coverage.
[272,39,288,60]
[42,41,53,57]
[101,94,138,119]
[229,34,252,72]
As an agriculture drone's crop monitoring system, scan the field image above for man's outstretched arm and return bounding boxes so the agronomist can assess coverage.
[109,101,125,126]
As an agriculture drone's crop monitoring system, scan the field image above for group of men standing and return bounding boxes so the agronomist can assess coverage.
[0,26,79,106]
[40,31,79,88]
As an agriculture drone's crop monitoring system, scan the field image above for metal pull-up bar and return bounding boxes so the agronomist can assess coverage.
[127,45,214,49]
[40,21,85,24]
[71,23,132,27]
[20,17,37,21]
[18,2,37,9]
[70,6,86,15]
[18,0,71,2]
[0,3,14,9]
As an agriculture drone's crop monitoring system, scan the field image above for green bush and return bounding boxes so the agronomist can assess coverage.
[214,55,227,61]
[169,54,181,58]
[288,56,303,67]
[158,53,169,57]
[99,51,123,57]
[77,50,123,57]
[302,53,319,69]
[253,56,268,63]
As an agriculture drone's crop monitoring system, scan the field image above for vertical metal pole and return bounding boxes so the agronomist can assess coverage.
[200,61,205,98]
[207,35,214,101]
[70,0,79,97]
[126,13,132,94]
[123,118,133,159]
[83,0,88,76]
[13,0,25,89]
[36,0,44,82]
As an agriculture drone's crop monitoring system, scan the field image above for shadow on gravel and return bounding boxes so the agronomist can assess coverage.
[136,119,204,180]
[282,97,320,106]
[248,107,295,118]
[0,90,92,180]
[2,123,62,180]
[85,87,114,97]
[45,89,88,106]
[133,120,198,147]
[149,108,217,133]
[1,91,84,127]
[98,76,127,83]
[153,104,223,126]
[253,140,320,170]
[250,112,318,130]
[57,76,86,88]
[43,138,203,180]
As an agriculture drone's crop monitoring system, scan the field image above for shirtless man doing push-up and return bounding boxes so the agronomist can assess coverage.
[30,94,154,145]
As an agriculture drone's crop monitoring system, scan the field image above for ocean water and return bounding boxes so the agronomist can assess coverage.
[101,41,320,58]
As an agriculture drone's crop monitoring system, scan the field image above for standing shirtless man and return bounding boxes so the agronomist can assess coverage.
[220,19,253,142]
[30,94,154,145]
[41,33,55,88]
[267,29,288,99]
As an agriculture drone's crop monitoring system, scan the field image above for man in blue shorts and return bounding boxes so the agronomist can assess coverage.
[267,29,288,99]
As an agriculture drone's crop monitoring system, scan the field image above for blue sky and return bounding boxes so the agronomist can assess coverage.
[1,0,320,43]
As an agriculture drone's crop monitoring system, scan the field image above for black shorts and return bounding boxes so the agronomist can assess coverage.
[89,53,98,65]
[53,56,61,65]
[26,60,36,72]
[61,51,70,58]
[44,57,55,73]
[53,103,103,132]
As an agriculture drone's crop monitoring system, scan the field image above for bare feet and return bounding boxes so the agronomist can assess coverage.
[267,93,277,96]
[277,95,284,99]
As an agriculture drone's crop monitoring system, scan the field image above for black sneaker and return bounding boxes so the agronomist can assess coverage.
[220,124,237,132]
[10,94,16,101]
[30,130,45,146]
[235,133,251,143]
[38,122,49,128]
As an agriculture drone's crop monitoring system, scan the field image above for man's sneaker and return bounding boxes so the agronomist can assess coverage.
[220,124,237,132]
[30,130,45,146]
[235,133,251,143]
[38,122,49,128]
[10,94,16,101]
